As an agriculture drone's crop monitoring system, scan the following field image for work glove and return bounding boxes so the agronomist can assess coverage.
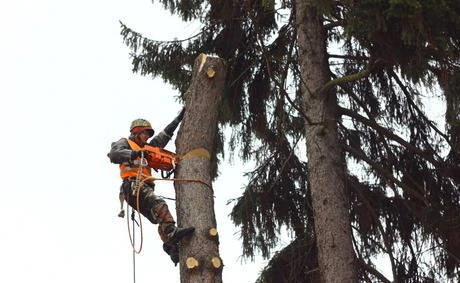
[130,150,148,161]
[164,107,185,137]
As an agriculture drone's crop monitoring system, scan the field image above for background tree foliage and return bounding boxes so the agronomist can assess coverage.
[121,0,460,281]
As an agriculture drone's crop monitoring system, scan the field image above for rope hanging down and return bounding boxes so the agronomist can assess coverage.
[126,157,145,254]
[130,210,139,283]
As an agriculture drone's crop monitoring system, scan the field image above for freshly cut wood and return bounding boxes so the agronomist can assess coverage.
[208,228,218,238]
[210,257,222,269]
[186,257,199,270]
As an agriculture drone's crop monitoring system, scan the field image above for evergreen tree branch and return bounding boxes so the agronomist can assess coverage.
[120,20,206,45]
[340,106,443,168]
[251,9,315,126]
[323,20,344,30]
[265,55,314,124]
[265,136,303,194]
[341,82,410,179]
[352,233,389,283]
[321,66,371,94]
[357,257,393,283]
[350,177,398,281]
[388,69,451,147]
[328,54,369,61]
[342,143,428,205]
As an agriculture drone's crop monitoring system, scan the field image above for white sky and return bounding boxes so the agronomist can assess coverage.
[0,1,270,282]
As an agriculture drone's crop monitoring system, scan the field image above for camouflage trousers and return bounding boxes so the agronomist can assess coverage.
[121,179,176,242]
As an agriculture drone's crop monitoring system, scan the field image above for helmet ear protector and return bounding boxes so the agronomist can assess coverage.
[130,119,154,137]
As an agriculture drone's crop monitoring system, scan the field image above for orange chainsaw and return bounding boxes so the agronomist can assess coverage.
[143,144,179,173]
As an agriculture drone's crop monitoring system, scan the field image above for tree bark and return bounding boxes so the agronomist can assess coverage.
[295,0,357,282]
[174,54,226,283]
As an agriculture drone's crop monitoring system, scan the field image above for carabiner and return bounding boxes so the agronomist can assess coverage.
[140,157,148,167]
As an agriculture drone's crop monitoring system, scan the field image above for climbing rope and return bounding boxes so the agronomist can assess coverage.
[125,154,148,283]
[138,176,213,191]
[126,155,146,254]
[130,210,138,283]
[125,188,144,253]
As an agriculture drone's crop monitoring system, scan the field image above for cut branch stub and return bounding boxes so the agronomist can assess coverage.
[210,256,222,269]
[206,67,216,78]
[186,257,200,271]
[208,227,218,238]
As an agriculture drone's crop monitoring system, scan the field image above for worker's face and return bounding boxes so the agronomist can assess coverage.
[136,131,150,146]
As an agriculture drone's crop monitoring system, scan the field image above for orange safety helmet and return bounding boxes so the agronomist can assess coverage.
[130,118,154,137]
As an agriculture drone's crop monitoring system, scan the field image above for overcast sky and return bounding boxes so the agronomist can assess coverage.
[0,1,270,282]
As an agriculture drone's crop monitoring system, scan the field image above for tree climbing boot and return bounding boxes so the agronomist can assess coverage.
[165,226,195,245]
[163,242,179,266]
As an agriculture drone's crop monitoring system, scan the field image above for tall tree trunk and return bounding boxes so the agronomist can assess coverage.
[174,54,226,283]
[295,1,357,282]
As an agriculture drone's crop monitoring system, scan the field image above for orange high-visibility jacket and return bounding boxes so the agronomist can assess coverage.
[119,138,152,181]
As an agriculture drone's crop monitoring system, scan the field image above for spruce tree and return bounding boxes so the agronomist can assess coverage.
[121,0,460,281]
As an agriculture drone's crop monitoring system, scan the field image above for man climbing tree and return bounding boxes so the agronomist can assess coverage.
[107,111,195,265]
